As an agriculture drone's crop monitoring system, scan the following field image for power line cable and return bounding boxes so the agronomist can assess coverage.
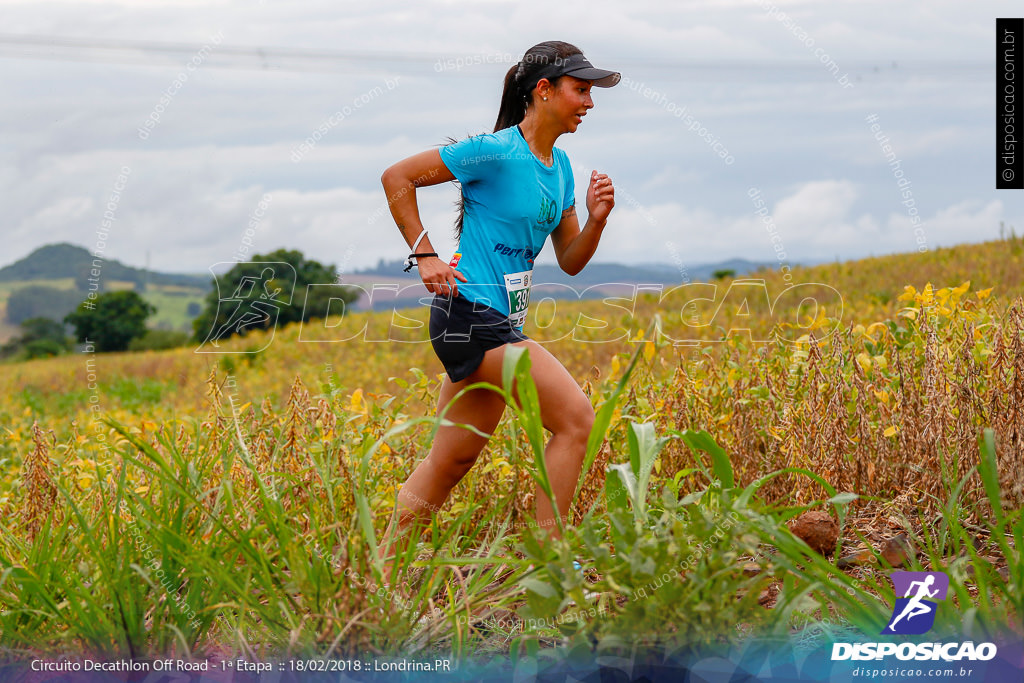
[0,33,988,80]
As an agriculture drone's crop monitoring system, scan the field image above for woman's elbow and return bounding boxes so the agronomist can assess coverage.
[559,260,582,277]
[380,165,399,189]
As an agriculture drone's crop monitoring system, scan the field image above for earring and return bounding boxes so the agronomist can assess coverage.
[543,97,548,101]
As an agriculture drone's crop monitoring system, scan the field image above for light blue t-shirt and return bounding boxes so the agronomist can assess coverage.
[439,125,575,327]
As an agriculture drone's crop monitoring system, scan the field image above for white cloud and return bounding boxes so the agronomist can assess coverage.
[889,199,1004,251]
[0,0,1019,277]
[773,180,858,229]
[579,180,1007,268]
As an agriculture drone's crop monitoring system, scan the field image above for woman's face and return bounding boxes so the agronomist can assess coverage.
[545,75,595,133]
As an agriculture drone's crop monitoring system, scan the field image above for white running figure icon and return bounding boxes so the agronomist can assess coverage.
[888,575,939,631]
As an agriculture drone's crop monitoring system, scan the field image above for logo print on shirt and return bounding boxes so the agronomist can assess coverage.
[493,243,534,263]
[537,196,557,225]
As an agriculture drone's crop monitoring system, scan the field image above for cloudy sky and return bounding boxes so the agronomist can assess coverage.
[2,0,1020,277]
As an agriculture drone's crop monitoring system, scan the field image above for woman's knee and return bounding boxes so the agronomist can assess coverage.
[432,452,479,486]
[576,402,596,440]
[427,389,504,485]
[428,427,489,483]
[552,396,594,445]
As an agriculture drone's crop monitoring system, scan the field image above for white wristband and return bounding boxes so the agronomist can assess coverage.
[411,229,428,253]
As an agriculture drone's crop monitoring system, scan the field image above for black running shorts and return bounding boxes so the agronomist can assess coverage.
[428,293,528,382]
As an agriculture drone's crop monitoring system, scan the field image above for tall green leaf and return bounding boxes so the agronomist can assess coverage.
[678,429,735,489]
[624,422,671,522]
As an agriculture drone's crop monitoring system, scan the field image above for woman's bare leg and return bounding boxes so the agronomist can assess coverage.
[378,373,506,577]
[378,338,594,575]
[507,340,595,536]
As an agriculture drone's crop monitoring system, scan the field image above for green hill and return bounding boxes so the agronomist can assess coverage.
[0,244,212,341]
[0,243,209,289]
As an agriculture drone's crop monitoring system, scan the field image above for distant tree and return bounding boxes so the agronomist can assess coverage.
[19,317,69,344]
[0,317,72,360]
[186,302,201,318]
[5,285,85,324]
[22,338,68,359]
[192,249,359,344]
[64,291,156,352]
[712,269,736,281]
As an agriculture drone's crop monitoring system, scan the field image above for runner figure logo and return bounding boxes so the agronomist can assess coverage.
[882,571,949,635]
[195,262,296,354]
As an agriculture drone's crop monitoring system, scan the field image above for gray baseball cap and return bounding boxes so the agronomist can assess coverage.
[525,53,621,91]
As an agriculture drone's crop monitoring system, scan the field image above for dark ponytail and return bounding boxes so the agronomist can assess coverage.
[493,63,527,134]
[453,41,584,239]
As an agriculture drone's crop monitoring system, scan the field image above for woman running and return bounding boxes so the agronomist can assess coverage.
[379,40,619,563]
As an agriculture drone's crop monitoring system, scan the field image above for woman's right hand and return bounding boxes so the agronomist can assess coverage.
[417,256,466,298]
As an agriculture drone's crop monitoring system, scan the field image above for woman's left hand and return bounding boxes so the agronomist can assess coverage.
[586,170,615,224]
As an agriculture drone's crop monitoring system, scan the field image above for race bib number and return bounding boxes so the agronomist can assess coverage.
[504,270,532,328]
